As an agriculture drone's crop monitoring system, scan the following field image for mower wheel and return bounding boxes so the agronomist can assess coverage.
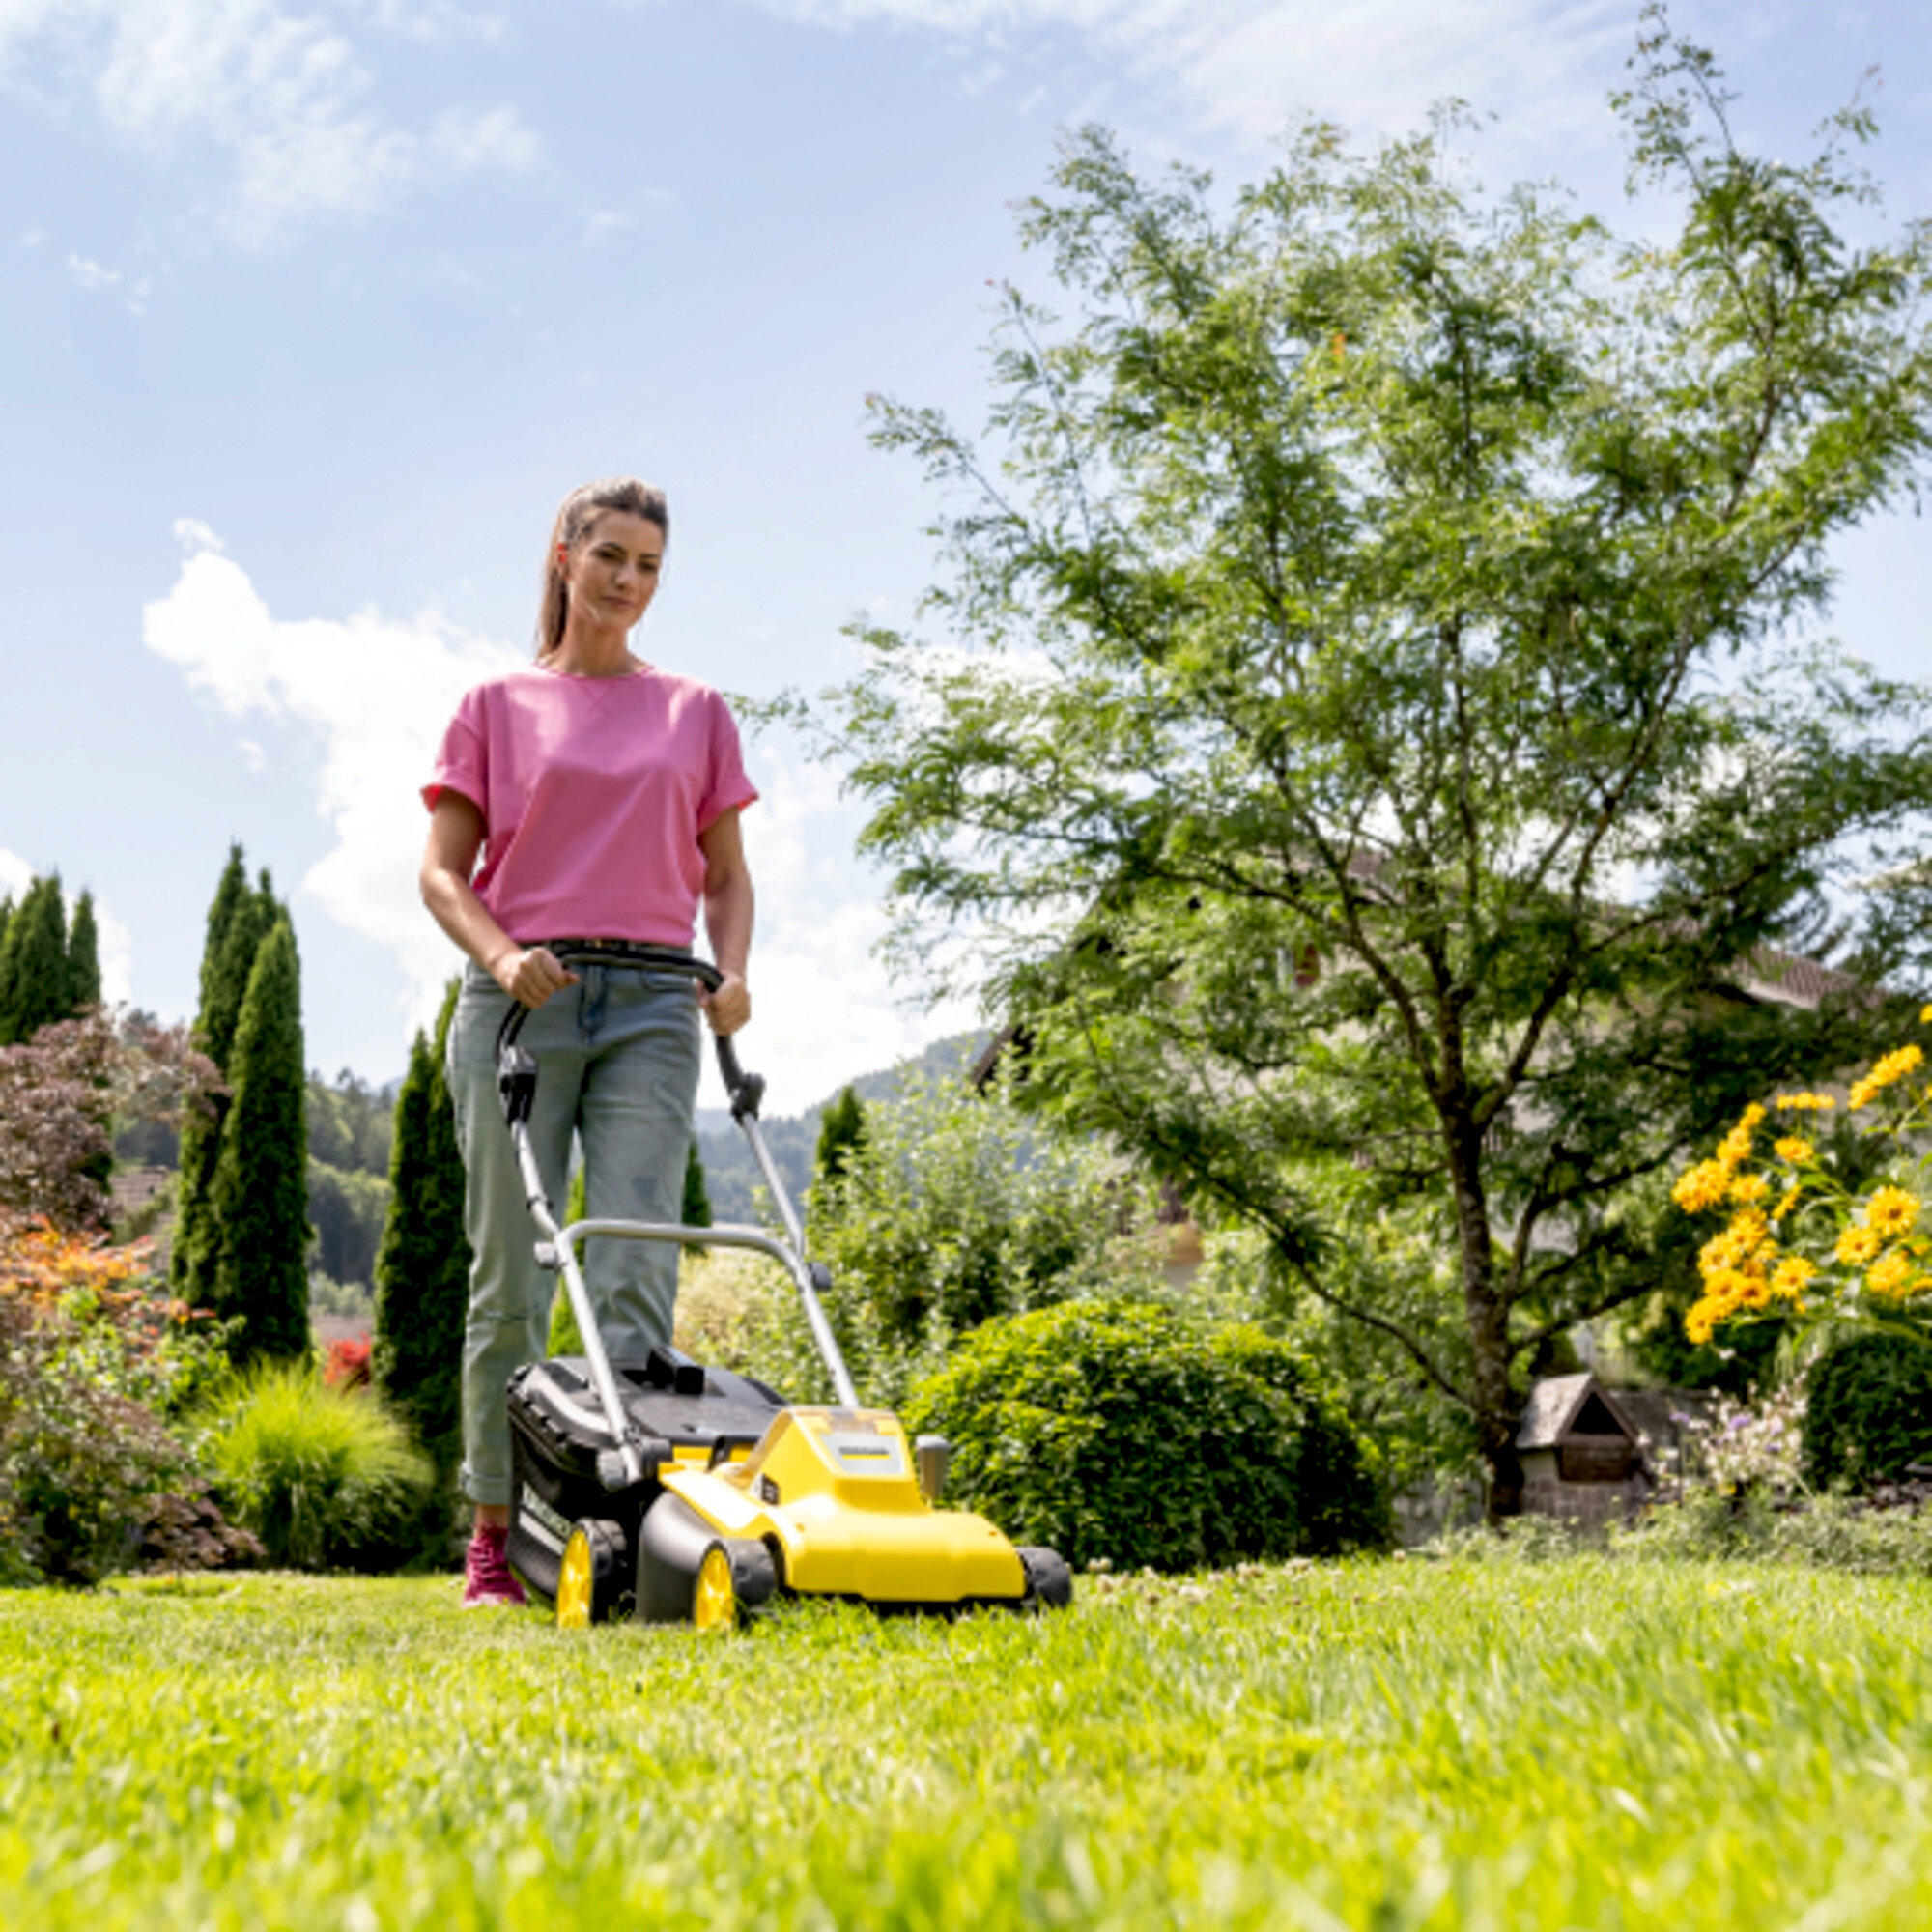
[692,1537,778,1633]
[556,1517,631,1628]
[1017,1546,1074,1610]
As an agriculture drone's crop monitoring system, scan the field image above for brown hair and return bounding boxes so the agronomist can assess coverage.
[535,476,670,659]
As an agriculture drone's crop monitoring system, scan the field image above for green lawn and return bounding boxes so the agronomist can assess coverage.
[3,1555,1929,1928]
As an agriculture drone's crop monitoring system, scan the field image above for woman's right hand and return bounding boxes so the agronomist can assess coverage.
[491,946,579,1009]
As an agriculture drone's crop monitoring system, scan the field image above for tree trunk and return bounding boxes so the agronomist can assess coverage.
[1444,1104,1523,1522]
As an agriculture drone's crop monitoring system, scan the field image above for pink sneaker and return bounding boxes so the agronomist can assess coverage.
[463,1523,527,1608]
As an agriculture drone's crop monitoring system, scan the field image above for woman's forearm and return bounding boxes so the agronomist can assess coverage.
[421,865,519,978]
[703,869,753,981]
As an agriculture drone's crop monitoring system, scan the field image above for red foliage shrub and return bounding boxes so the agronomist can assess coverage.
[0,1008,219,1233]
[324,1336,373,1390]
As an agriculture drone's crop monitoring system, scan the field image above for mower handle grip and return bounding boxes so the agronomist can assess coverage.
[494,943,763,1119]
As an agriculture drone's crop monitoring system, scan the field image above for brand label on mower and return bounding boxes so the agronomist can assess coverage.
[520,1485,572,1547]
[825,1434,906,1478]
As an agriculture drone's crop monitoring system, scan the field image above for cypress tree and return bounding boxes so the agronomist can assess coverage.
[681,1139,712,1256]
[65,891,101,1012]
[207,920,310,1362]
[0,874,71,1046]
[375,980,471,1470]
[814,1086,867,1184]
[197,845,250,1021]
[175,855,282,1305]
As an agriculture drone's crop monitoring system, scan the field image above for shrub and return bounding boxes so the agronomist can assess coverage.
[775,1065,1160,1406]
[0,1293,195,1584]
[1617,1490,1932,1577]
[0,1220,237,1584]
[323,1336,372,1389]
[901,1299,1389,1571]
[1803,1334,1932,1490]
[205,1363,434,1571]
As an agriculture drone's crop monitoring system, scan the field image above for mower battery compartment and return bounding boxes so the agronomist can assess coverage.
[505,1348,783,1604]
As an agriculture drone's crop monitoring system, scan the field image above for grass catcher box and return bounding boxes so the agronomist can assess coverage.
[505,1348,783,1606]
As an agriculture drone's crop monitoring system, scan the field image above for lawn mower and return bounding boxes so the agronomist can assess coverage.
[497,943,1073,1630]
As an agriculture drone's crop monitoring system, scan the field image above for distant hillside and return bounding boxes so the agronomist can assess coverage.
[695,1030,990,1225]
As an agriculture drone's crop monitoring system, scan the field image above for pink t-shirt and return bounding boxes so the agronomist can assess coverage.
[423,664,758,947]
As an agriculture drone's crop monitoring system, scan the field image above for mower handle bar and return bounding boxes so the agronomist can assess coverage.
[491,942,860,1461]
[493,943,763,1120]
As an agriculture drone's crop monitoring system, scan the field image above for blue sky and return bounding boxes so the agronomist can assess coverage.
[3,0,1930,1110]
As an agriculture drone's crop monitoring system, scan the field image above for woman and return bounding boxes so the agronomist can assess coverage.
[420,476,756,1607]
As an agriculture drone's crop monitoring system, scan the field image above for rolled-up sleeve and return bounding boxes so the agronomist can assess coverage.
[696,694,759,833]
[424,689,489,821]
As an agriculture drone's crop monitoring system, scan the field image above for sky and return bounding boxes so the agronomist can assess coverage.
[2,0,1930,1113]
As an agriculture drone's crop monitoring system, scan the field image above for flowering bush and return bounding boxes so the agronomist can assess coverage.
[323,1336,372,1390]
[1671,1007,1932,1346]
[1676,1381,1809,1495]
[0,1218,239,1582]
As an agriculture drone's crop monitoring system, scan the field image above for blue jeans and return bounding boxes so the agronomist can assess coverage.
[446,957,702,1507]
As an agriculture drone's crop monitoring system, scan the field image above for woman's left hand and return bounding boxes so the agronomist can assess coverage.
[699,972,751,1036]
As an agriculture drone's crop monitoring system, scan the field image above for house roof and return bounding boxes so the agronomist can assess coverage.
[1516,1373,1639,1452]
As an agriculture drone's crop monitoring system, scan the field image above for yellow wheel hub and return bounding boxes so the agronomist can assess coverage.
[556,1527,594,1630]
[692,1545,737,1633]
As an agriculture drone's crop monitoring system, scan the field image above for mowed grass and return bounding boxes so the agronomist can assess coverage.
[3,1556,1931,1929]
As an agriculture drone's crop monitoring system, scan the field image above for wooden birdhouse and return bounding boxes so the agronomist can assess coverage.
[1516,1374,1648,1526]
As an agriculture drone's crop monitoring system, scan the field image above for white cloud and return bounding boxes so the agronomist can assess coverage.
[582,209,633,246]
[144,527,520,1034]
[66,251,121,293]
[84,895,135,1005]
[0,0,539,244]
[0,848,32,900]
[66,248,151,312]
[141,532,967,1103]
[748,0,1640,150]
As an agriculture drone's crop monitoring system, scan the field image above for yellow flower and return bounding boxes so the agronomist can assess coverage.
[1729,1172,1770,1207]
[1866,1185,1921,1240]
[1685,1301,1718,1346]
[1837,1224,1883,1266]
[1772,1184,1803,1221]
[1849,1077,1879,1111]
[1853,1044,1926,1110]
[1922,1003,1932,1026]
[1718,1105,1766,1165]
[1867,1251,1913,1297]
[1774,1137,1813,1164]
[1770,1256,1818,1298]
[1673,1159,1735,1214]
[1775,1093,1836,1112]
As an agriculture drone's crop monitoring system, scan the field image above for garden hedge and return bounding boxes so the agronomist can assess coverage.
[901,1298,1389,1571]
[1804,1333,1932,1490]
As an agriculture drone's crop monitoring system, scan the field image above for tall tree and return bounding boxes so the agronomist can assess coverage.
[681,1139,713,1256]
[375,980,470,1470]
[64,891,101,1014]
[813,1086,868,1187]
[174,854,282,1306]
[207,920,310,1361]
[825,32,1932,1514]
[0,875,71,1047]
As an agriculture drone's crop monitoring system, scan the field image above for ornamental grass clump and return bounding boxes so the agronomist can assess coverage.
[205,1361,433,1571]
[1670,1009,1932,1347]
